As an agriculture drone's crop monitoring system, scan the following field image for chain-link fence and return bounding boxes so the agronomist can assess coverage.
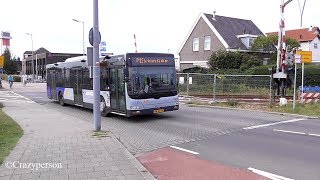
[177,73,272,103]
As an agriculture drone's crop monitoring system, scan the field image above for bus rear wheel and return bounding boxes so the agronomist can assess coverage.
[100,97,108,117]
[58,92,65,106]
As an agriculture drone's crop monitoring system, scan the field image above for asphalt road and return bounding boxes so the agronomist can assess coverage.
[176,118,320,180]
[6,83,320,179]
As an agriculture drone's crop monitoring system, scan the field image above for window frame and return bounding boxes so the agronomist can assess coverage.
[193,37,199,52]
[248,38,255,48]
[204,36,211,51]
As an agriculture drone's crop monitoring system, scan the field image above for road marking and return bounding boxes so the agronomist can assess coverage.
[248,167,294,180]
[170,146,199,155]
[274,129,320,138]
[9,91,36,103]
[308,133,320,137]
[273,129,306,135]
[243,118,306,130]
[0,99,35,103]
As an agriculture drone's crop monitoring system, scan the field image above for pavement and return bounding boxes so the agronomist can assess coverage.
[0,81,155,180]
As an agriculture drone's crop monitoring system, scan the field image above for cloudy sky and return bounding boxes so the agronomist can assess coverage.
[1,0,319,58]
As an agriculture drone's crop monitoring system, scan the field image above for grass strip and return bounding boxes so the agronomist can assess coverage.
[0,103,23,165]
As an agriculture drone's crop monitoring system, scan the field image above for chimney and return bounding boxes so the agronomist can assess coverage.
[212,10,216,20]
[308,26,313,31]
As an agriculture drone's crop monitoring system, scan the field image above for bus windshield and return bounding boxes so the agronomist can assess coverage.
[127,67,177,99]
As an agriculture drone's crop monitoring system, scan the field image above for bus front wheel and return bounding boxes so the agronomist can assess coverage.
[58,92,65,106]
[100,97,108,117]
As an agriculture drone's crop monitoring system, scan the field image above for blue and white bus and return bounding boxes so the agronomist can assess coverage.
[46,53,179,117]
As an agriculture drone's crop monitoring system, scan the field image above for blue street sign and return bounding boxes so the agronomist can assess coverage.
[101,41,106,46]
[100,47,106,52]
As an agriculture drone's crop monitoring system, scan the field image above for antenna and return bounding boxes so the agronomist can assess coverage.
[133,34,137,53]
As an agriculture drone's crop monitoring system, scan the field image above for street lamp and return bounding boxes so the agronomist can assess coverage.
[72,18,85,56]
[26,33,34,83]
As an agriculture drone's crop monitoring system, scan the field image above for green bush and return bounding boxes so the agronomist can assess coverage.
[13,75,21,82]
[1,74,21,82]
[226,99,239,106]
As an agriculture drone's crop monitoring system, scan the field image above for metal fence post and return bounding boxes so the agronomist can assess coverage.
[269,75,272,105]
[213,74,217,101]
[186,73,189,97]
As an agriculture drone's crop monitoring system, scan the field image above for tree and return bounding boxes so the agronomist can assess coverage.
[2,48,18,74]
[208,50,261,71]
[251,35,300,52]
[240,53,261,71]
[208,50,242,70]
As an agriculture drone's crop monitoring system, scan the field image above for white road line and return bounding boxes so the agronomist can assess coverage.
[170,146,199,155]
[273,129,306,135]
[248,167,294,180]
[0,99,35,103]
[308,133,320,137]
[273,129,320,138]
[10,91,36,103]
[243,118,307,130]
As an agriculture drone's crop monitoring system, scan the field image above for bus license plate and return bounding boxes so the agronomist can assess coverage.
[153,109,164,113]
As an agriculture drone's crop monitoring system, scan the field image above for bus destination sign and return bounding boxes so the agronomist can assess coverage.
[130,57,174,66]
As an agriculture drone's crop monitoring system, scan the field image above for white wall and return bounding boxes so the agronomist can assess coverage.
[310,38,320,62]
[299,38,320,62]
[300,42,310,51]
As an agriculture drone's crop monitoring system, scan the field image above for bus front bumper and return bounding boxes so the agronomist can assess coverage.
[127,105,179,116]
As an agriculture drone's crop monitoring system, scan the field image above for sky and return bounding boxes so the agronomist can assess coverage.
[0,0,319,58]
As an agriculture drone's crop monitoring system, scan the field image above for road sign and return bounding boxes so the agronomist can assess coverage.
[296,50,312,63]
[89,28,101,46]
[294,54,301,63]
[0,56,4,67]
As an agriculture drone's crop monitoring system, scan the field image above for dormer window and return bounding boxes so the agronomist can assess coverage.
[248,38,255,48]
[237,34,258,49]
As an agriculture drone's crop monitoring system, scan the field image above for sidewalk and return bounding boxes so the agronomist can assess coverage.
[0,84,155,179]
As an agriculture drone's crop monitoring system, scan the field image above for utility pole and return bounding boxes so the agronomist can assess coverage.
[133,34,137,52]
[72,19,85,56]
[93,0,101,131]
[293,0,307,111]
[26,33,34,83]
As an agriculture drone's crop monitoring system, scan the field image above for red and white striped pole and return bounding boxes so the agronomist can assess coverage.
[280,0,287,73]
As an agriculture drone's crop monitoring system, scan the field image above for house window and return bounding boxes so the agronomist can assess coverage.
[204,36,211,50]
[248,38,255,48]
[193,37,199,51]
[314,43,318,49]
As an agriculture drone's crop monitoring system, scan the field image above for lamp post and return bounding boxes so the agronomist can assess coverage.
[72,19,85,56]
[26,33,34,83]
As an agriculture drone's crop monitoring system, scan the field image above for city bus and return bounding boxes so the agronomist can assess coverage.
[46,53,179,117]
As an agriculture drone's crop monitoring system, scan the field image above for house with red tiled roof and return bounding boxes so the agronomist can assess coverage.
[266,27,320,62]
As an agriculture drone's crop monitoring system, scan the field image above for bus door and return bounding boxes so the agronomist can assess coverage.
[48,70,56,99]
[72,68,83,105]
[110,68,126,112]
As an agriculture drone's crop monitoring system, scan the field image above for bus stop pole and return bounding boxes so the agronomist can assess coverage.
[93,0,101,131]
